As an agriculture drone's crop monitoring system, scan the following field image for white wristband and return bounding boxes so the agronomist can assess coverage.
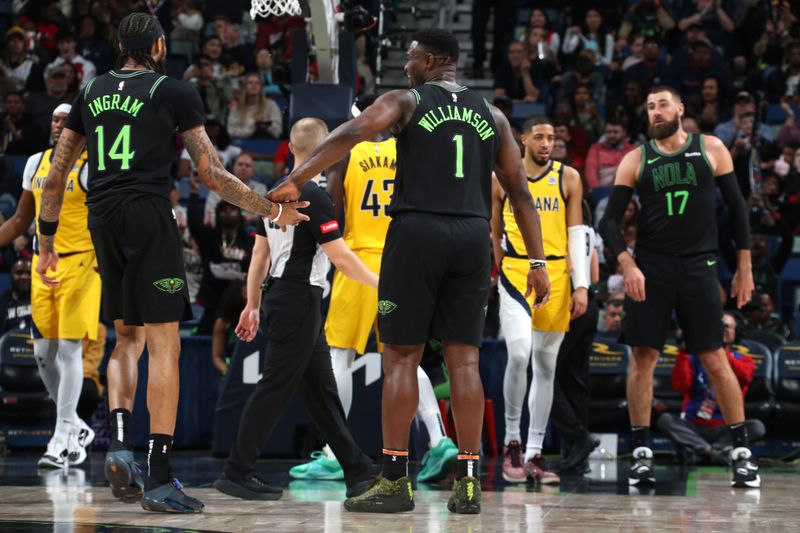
[568,225,591,290]
[271,203,283,223]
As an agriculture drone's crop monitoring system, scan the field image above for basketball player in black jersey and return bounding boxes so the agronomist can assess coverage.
[35,13,308,513]
[269,29,549,514]
[599,86,759,489]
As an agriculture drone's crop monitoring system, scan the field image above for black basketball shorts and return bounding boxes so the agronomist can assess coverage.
[90,196,192,326]
[623,248,723,354]
[377,212,492,347]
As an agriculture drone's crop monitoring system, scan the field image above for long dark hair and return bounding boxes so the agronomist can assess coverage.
[115,13,163,71]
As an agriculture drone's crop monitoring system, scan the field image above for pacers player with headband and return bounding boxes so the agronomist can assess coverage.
[491,115,588,484]
[0,103,99,469]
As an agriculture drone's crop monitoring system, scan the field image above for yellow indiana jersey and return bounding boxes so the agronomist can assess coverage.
[25,148,93,254]
[502,160,567,259]
[342,138,397,252]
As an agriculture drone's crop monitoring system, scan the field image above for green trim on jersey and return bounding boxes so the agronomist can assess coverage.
[149,75,168,99]
[409,88,421,104]
[425,81,467,92]
[648,132,693,158]
[699,134,715,175]
[83,77,96,101]
[109,70,152,79]
[637,145,646,182]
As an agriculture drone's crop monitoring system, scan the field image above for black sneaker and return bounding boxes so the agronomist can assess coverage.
[731,447,761,488]
[628,447,656,486]
[345,463,380,498]
[344,475,414,513]
[447,476,481,514]
[561,434,600,472]
[141,478,204,513]
[214,472,283,500]
[104,449,144,503]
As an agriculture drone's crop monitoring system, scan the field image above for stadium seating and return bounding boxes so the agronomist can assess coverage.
[736,339,774,426]
[0,328,52,423]
[588,337,630,432]
[773,343,800,435]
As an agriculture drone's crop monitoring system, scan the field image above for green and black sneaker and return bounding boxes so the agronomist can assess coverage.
[447,476,481,514]
[344,475,414,513]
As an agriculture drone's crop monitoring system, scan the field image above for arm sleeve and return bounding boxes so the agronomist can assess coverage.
[305,187,343,244]
[157,79,206,133]
[717,171,750,250]
[22,152,42,191]
[65,92,85,135]
[598,184,634,258]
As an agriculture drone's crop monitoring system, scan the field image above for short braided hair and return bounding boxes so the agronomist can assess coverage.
[115,13,163,71]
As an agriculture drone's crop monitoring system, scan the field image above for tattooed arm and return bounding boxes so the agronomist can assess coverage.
[183,125,310,229]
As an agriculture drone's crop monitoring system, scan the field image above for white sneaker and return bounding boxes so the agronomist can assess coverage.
[66,429,87,465]
[38,435,68,469]
[75,418,95,449]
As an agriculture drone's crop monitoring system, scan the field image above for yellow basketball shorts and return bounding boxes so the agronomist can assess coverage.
[498,256,571,333]
[31,250,101,340]
[325,250,382,354]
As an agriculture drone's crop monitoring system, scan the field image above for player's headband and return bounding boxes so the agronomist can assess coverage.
[53,103,71,116]
[119,24,163,51]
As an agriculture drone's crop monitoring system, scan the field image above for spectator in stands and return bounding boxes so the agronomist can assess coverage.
[215,15,255,73]
[59,62,81,99]
[753,5,798,69]
[2,92,46,155]
[211,280,246,376]
[188,176,254,335]
[714,91,775,147]
[255,48,284,98]
[615,78,647,141]
[227,73,282,139]
[600,296,623,336]
[571,84,604,145]
[468,0,512,77]
[689,76,730,133]
[189,54,233,121]
[743,293,793,339]
[562,8,615,69]
[676,0,736,55]
[0,258,31,333]
[553,112,588,171]
[764,41,800,104]
[681,114,701,134]
[2,26,44,93]
[551,138,574,168]
[24,64,70,136]
[618,0,675,40]
[178,118,241,178]
[730,111,779,199]
[777,96,800,149]
[45,30,96,90]
[171,0,204,45]
[521,26,560,86]
[558,50,606,112]
[623,36,670,94]
[184,35,224,81]
[272,139,291,182]
[171,178,202,302]
[17,0,62,58]
[747,233,792,300]
[519,8,560,58]
[585,118,634,191]
[76,14,114,75]
[621,34,645,71]
[204,152,267,227]
[493,41,541,103]
[671,38,732,102]
[657,312,765,465]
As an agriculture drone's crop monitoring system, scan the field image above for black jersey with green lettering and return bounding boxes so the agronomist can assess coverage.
[636,133,717,256]
[65,69,205,228]
[388,83,498,219]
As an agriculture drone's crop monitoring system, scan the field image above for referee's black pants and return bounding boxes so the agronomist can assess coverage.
[550,295,598,447]
[225,279,372,481]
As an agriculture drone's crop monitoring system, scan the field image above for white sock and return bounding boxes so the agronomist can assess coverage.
[330,347,356,417]
[502,334,532,445]
[524,331,564,461]
[33,338,60,402]
[55,339,83,438]
[416,366,445,448]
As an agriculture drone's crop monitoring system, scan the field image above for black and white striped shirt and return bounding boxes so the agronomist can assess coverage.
[257,181,342,289]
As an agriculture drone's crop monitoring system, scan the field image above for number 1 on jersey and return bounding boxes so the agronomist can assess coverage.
[452,134,464,179]
[94,125,135,171]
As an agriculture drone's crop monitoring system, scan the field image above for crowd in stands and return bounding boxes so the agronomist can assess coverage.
[484,1,800,343]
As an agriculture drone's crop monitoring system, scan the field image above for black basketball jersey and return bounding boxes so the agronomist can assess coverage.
[388,83,498,219]
[66,69,205,227]
[635,133,717,256]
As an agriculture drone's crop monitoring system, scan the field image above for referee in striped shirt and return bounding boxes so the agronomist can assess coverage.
[214,118,378,500]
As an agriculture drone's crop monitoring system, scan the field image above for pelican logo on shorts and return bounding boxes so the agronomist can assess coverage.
[153,277,185,294]
[377,300,397,316]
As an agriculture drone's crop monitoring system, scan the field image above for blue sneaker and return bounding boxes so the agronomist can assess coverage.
[141,478,204,513]
[289,451,345,480]
[104,450,144,503]
[418,437,459,483]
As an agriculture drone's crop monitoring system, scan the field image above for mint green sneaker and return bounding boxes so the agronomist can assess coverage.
[417,437,459,483]
[289,451,344,480]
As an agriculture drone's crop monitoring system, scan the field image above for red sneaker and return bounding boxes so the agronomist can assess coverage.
[524,454,560,485]
[502,441,526,483]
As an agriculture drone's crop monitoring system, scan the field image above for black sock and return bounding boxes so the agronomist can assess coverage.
[728,422,749,449]
[631,426,650,450]
[382,449,408,480]
[456,452,480,480]
[147,434,173,488]
[109,408,131,452]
